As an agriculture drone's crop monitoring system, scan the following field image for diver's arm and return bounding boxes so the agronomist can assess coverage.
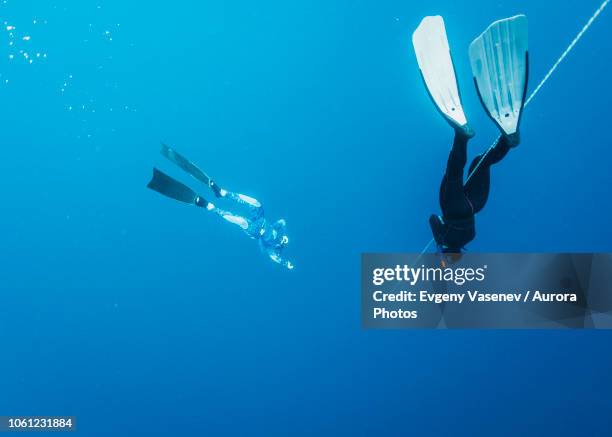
[268,252,294,270]
[262,232,293,270]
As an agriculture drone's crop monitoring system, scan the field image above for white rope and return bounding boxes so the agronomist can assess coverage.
[525,0,610,107]
[416,0,610,260]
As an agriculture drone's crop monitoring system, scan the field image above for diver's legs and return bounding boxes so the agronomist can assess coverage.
[206,204,250,230]
[445,131,468,180]
[464,136,511,213]
[221,190,262,216]
[206,189,264,238]
[439,131,474,218]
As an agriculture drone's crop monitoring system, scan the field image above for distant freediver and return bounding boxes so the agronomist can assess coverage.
[147,144,294,270]
[412,15,529,254]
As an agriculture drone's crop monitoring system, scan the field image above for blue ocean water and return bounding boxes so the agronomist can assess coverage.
[1,0,611,435]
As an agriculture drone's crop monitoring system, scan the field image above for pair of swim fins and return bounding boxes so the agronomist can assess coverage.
[147,144,221,208]
[412,15,529,145]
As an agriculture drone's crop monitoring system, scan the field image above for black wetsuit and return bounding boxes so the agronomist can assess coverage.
[430,132,511,252]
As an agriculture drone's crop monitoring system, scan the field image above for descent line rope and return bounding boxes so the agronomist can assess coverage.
[415,0,611,260]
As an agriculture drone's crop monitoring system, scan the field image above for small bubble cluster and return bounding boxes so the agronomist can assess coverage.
[1,1,137,141]
[3,17,48,67]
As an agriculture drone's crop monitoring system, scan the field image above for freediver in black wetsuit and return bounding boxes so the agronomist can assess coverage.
[429,129,513,253]
[412,15,529,254]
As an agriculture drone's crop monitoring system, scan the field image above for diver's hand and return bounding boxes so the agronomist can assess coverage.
[268,251,294,270]
[280,235,289,248]
[283,260,294,270]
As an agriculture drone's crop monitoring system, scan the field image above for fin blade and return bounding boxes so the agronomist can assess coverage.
[412,16,468,128]
[160,143,213,186]
[469,15,529,136]
[147,168,201,205]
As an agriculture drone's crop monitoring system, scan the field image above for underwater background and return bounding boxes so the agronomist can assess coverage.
[1,0,611,435]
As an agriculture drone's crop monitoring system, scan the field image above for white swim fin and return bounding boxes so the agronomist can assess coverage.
[469,15,529,146]
[413,16,471,135]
